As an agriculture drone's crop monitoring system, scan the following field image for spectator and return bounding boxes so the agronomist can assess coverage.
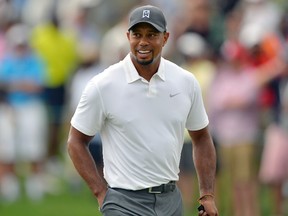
[258,12,288,216]
[0,23,48,202]
[30,11,78,162]
[176,32,217,214]
[99,13,130,67]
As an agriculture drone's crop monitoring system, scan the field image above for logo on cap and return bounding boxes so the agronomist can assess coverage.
[142,10,150,18]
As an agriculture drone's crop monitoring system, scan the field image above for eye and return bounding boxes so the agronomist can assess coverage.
[148,32,159,39]
[132,32,141,38]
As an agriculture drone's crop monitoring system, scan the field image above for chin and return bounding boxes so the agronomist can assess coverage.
[137,58,153,65]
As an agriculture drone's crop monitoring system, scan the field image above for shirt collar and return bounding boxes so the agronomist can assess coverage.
[124,53,166,83]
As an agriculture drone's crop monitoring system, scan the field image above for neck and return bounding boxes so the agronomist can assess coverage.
[130,53,161,82]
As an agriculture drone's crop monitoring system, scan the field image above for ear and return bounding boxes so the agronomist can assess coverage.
[163,32,170,47]
[126,31,130,40]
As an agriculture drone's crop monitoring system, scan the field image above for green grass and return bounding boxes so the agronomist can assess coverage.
[0,183,101,216]
[0,177,287,216]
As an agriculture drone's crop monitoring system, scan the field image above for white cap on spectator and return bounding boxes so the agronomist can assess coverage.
[6,24,30,47]
[177,33,207,58]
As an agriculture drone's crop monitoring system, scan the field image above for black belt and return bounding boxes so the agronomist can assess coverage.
[110,181,176,194]
[143,181,176,194]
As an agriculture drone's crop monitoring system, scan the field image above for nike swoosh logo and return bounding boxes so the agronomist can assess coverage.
[169,93,180,97]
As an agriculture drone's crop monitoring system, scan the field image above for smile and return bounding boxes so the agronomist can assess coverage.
[138,50,151,54]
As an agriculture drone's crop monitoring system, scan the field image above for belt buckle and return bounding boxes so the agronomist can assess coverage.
[148,187,162,194]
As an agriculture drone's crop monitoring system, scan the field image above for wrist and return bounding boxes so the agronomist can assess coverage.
[92,183,107,198]
[198,193,215,203]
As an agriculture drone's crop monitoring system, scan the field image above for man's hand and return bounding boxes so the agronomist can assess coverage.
[96,187,108,208]
[198,196,218,216]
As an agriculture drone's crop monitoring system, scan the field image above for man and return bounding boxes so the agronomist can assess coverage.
[67,5,218,216]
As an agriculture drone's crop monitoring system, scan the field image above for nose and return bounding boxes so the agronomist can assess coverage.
[139,36,149,46]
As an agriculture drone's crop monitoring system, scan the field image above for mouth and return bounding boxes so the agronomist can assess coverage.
[137,50,152,59]
[138,50,151,54]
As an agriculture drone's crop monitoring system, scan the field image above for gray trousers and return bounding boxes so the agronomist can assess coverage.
[100,186,183,216]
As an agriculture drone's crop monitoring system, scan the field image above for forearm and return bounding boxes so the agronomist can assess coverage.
[193,139,216,196]
[189,128,218,215]
[190,128,216,195]
[67,127,107,200]
[68,141,107,197]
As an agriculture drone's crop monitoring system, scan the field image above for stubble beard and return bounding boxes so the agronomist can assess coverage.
[136,58,153,65]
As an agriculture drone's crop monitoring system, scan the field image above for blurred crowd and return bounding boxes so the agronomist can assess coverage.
[0,0,287,215]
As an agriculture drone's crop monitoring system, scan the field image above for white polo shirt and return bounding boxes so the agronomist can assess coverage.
[71,54,209,190]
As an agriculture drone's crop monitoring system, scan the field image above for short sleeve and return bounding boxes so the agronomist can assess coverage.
[185,78,209,131]
[71,79,105,136]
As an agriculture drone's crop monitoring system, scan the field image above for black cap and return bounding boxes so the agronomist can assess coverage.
[128,5,167,32]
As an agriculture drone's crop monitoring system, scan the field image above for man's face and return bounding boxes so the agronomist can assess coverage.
[127,23,169,66]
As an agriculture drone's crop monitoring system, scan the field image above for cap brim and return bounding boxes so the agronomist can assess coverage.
[128,21,165,32]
